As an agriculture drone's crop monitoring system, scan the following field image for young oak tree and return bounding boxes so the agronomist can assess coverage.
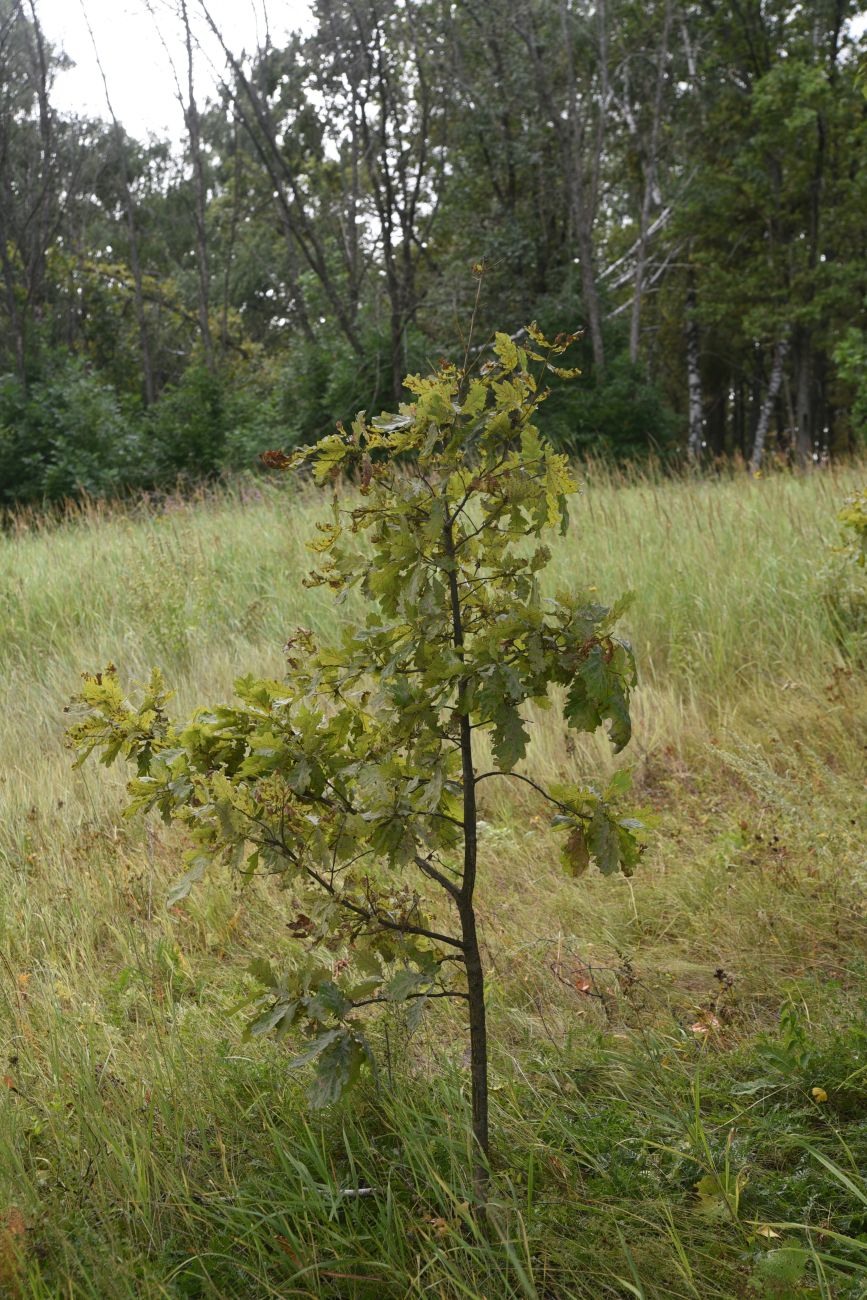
[67,321,641,1199]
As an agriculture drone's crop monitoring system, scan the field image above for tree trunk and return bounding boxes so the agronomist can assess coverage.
[685,280,704,462]
[390,297,405,406]
[576,205,605,371]
[221,117,242,355]
[180,0,214,372]
[734,381,745,459]
[444,519,489,1202]
[795,338,813,466]
[81,8,155,404]
[23,1,52,322]
[518,0,606,370]
[629,0,672,365]
[560,0,605,370]
[749,339,788,472]
[460,901,489,1201]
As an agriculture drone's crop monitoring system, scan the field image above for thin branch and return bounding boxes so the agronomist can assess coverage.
[414,853,461,899]
[300,854,465,950]
[474,770,571,813]
[351,989,469,1010]
[237,802,464,950]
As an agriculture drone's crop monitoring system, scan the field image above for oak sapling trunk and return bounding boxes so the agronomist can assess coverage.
[445,514,489,1191]
[461,907,489,1195]
[67,319,642,1202]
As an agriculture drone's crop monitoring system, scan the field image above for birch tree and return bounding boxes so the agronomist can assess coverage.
[749,338,789,472]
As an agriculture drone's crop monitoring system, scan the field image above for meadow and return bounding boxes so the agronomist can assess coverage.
[0,463,865,1298]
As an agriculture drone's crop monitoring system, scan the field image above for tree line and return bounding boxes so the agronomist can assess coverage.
[1,0,866,504]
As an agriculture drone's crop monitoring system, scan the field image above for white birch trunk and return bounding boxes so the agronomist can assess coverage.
[685,283,704,462]
[749,339,789,472]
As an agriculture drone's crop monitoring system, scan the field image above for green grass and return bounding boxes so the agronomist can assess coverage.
[1,463,866,1297]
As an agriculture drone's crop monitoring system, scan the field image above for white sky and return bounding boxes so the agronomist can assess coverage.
[37,0,313,142]
[36,1,867,146]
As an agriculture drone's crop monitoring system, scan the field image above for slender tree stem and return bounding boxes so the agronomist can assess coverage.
[443,517,489,1202]
[352,990,469,1010]
[474,769,564,807]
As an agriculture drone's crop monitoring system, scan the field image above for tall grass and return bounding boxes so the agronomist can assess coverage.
[0,462,865,1296]
[2,463,862,857]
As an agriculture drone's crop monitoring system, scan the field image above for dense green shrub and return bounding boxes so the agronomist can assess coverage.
[148,362,293,479]
[0,357,146,504]
[524,292,679,456]
[543,351,680,457]
[0,312,680,508]
[148,363,227,477]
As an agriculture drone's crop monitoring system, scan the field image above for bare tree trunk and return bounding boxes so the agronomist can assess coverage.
[180,0,214,371]
[575,198,605,371]
[342,87,363,328]
[737,381,747,459]
[23,0,52,318]
[80,3,155,404]
[629,0,672,365]
[559,0,605,370]
[221,117,242,356]
[795,336,813,466]
[199,0,362,356]
[460,903,489,1201]
[749,339,788,472]
[685,280,704,462]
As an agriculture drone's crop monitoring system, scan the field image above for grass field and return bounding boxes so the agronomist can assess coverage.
[1,463,866,1298]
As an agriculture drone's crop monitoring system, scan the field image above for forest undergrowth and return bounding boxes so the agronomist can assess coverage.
[0,462,865,1298]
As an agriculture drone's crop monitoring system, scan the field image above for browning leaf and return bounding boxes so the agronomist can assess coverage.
[561,825,591,877]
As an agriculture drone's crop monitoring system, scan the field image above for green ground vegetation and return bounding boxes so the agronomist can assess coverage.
[0,463,865,1297]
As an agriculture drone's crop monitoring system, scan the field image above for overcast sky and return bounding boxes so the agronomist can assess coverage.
[35,1,867,146]
[37,0,313,142]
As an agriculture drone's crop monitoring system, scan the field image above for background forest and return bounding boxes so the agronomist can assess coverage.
[1,0,867,505]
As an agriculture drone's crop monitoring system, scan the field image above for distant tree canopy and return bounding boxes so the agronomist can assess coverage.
[1,0,866,503]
